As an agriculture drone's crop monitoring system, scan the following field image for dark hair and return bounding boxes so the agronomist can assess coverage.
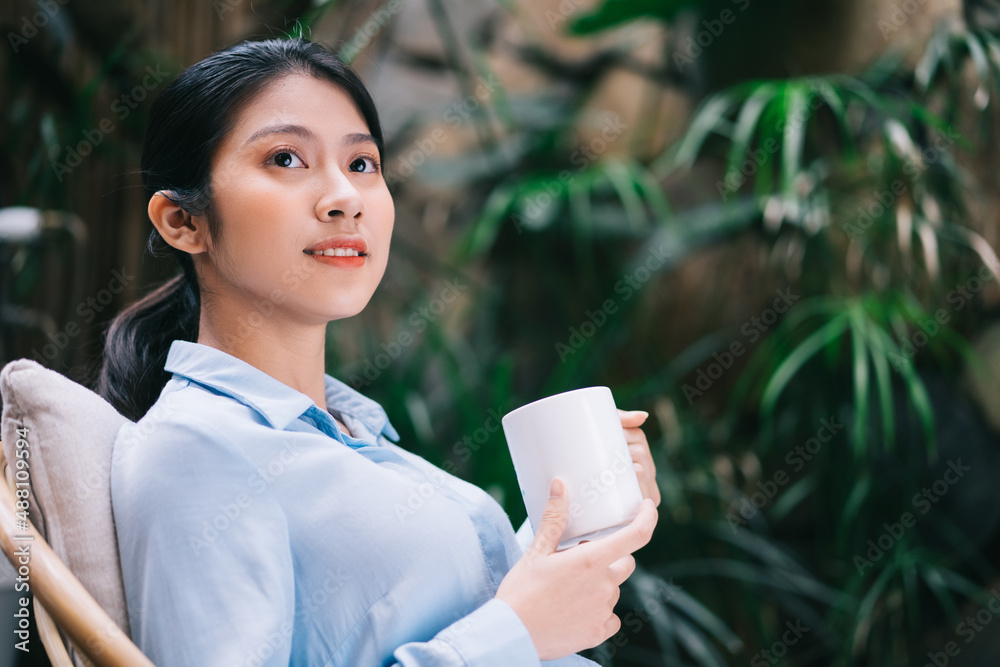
[96,37,385,421]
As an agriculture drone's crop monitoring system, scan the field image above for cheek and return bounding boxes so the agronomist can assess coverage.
[209,198,294,282]
[375,191,395,242]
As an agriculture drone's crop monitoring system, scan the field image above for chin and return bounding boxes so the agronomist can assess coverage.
[322,299,373,322]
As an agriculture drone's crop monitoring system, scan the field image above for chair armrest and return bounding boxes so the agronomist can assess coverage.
[0,442,154,667]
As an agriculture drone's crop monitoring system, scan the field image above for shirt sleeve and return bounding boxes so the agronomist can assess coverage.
[390,597,600,666]
[390,597,540,665]
[112,419,296,667]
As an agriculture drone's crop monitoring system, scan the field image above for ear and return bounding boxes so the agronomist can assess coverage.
[148,191,210,254]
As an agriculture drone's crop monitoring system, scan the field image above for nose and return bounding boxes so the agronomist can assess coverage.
[315,167,365,222]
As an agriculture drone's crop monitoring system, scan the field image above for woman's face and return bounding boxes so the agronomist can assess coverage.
[199,73,393,327]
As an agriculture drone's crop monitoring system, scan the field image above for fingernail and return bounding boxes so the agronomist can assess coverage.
[629,410,649,418]
[549,478,564,499]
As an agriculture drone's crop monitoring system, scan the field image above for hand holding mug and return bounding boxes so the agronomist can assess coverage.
[502,387,647,550]
[495,478,658,660]
[618,409,661,508]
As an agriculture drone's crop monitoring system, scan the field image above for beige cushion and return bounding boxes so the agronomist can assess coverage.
[0,358,131,656]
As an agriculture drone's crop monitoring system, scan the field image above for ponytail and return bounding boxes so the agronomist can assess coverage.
[96,248,200,421]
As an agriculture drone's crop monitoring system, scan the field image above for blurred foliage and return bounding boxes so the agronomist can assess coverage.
[324,0,1000,665]
[6,0,1000,665]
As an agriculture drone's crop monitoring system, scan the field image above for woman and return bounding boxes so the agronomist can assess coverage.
[99,37,660,666]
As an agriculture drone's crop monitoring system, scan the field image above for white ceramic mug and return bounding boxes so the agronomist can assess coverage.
[502,386,645,551]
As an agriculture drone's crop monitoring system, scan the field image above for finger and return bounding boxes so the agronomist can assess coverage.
[586,499,658,563]
[627,442,654,467]
[608,554,636,585]
[626,444,661,506]
[648,475,662,507]
[630,449,656,490]
[632,460,649,500]
[623,427,647,444]
[603,613,622,640]
[618,409,649,428]
[526,477,570,557]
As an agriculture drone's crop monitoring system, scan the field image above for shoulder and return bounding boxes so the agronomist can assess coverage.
[111,377,263,505]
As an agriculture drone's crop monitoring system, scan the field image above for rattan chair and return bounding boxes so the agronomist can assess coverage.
[0,443,153,667]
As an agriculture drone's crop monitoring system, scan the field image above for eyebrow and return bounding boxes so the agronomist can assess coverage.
[244,124,378,149]
[342,132,379,148]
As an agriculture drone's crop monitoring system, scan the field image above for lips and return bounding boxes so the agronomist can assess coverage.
[303,235,368,258]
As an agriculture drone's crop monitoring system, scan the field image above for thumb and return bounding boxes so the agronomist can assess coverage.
[528,477,569,557]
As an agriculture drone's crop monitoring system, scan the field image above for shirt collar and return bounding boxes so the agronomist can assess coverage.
[163,340,399,442]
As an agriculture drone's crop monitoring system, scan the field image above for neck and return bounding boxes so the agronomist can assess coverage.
[196,302,330,412]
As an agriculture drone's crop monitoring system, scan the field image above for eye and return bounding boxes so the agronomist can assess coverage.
[269,150,305,168]
[349,155,380,173]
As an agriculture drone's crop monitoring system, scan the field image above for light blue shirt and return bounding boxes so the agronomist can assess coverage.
[111,340,597,666]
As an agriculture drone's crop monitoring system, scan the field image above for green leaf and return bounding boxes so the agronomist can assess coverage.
[760,313,849,421]
[781,84,810,199]
[769,475,815,523]
[840,474,871,549]
[962,31,991,108]
[567,0,698,34]
[862,317,897,448]
[812,79,857,159]
[915,24,949,90]
[671,613,729,666]
[894,359,937,461]
[725,84,777,187]
[852,561,898,648]
[669,587,744,653]
[603,160,649,231]
[849,307,871,458]
[670,92,739,170]
[631,161,674,222]
[457,184,515,258]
